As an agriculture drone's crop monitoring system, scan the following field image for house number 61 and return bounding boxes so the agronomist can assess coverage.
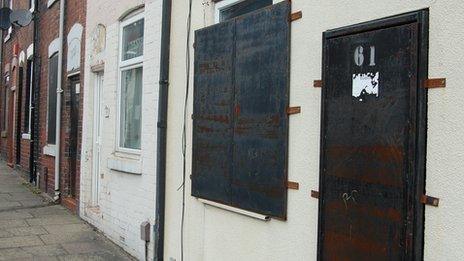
[354,46,376,66]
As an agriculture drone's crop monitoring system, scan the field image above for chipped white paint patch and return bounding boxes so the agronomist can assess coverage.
[352,72,379,100]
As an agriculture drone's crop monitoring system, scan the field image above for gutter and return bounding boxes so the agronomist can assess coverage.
[54,0,66,201]
[154,0,172,259]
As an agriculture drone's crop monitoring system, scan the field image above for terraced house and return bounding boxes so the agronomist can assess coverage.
[0,0,86,213]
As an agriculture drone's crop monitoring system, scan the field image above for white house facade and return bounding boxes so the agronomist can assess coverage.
[80,0,162,259]
[163,0,464,260]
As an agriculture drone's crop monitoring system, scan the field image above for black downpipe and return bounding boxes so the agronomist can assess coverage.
[154,0,172,260]
[30,0,40,183]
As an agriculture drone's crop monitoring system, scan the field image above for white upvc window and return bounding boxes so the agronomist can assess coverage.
[117,11,144,152]
[4,0,13,42]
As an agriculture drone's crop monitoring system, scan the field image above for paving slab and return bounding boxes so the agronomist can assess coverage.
[40,231,98,245]
[5,226,48,236]
[0,235,44,249]
[43,223,93,234]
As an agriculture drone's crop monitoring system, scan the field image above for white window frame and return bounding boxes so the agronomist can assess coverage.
[29,0,35,12]
[116,11,144,154]
[4,0,13,42]
[214,0,278,23]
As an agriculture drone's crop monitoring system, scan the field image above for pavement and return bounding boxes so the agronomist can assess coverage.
[0,160,135,261]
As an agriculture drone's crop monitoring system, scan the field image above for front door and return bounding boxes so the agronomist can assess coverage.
[68,76,80,198]
[317,11,428,260]
[7,85,14,167]
[92,73,103,205]
[15,68,23,165]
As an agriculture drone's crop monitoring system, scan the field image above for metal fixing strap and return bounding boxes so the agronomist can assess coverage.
[421,195,439,207]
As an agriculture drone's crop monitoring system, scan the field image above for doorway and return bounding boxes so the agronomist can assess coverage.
[317,10,428,260]
[68,76,80,198]
[15,67,23,165]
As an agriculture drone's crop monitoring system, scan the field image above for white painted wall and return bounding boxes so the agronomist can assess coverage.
[165,0,464,260]
[80,0,162,260]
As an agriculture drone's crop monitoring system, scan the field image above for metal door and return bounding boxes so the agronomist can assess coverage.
[318,11,428,260]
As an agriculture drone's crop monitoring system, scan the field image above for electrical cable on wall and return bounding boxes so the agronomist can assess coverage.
[180,0,193,260]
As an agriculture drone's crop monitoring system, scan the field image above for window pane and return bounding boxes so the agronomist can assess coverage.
[47,55,58,144]
[220,0,272,22]
[122,19,144,61]
[120,67,142,150]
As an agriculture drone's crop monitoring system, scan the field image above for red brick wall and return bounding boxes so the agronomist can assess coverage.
[0,0,35,172]
[36,0,86,211]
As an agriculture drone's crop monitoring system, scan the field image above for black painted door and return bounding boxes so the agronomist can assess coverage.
[69,76,80,198]
[318,11,428,261]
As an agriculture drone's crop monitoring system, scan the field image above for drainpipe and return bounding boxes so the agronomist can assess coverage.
[30,0,40,184]
[154,0,172,259]
[54,0,65,201]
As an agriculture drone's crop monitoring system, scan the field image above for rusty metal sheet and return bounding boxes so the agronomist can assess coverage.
[192,1,291,219]
[192,20,235,203]
[318,11,428,261]
[231,1,290,218]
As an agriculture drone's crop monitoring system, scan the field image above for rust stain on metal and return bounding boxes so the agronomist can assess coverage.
[423,78,446,88]
[313,80,323,88]
[196,115,230,124]
[421,195,439,207]
[290,11,302,22]
[311,190,319,199]
[326,145,404,188]
[286,106,301,115]
[199,59,227,74]
[287,181,299,190]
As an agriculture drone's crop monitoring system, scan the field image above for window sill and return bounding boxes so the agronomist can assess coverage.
[22,133,31,140]
[197,198,270,221]
[43,144,56,157]
[107,156,142,175]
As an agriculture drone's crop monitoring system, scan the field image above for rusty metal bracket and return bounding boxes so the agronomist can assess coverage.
[313,80,323,88]
[290,11,302,22]
[423,78,446,88]
[311,190,319,199]
[287,181,299,190]
[287,106,301,115]
[421,195,439,207]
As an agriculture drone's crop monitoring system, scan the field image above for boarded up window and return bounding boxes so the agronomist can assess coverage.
[192,2,290,219]
[47,54,58,145]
